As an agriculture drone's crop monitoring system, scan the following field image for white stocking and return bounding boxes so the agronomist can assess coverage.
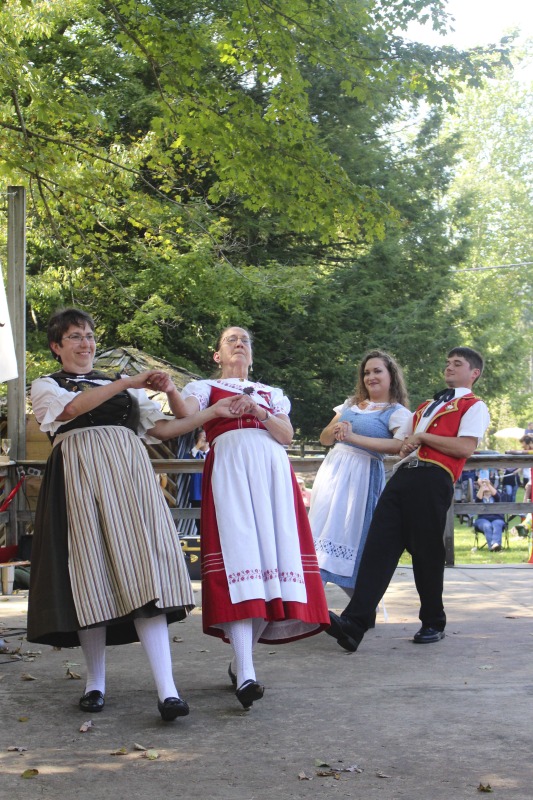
[134,615,179,702]
[252,618,268,645]
[229,618,268,679]
[78,626,106,695]
[224,619,256,689]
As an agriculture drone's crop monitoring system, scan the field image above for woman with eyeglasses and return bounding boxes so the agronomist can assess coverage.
[172,326,329,709]
[309,350,410,601]
[27,308,235,722]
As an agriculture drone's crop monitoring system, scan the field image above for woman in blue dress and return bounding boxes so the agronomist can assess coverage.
[310,350,410,596]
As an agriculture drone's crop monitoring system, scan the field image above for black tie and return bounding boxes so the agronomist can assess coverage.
[423,388,455,417]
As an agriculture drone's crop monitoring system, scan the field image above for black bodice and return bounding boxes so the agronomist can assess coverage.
[48,370,140,439]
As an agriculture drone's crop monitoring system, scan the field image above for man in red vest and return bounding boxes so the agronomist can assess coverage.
[326,347,490,650]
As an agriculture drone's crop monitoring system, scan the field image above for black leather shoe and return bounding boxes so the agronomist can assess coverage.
[235,680,264,709]
[79,690,105,713]
[413,626,445,644]
[325,611,361,652]
[157,697,190,721]
[228,662,237,686]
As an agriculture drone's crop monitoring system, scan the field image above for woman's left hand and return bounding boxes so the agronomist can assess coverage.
[228,395,257,417]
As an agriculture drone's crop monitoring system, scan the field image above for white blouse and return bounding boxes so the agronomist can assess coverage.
[31,374,169,443]
[182,378,291,416]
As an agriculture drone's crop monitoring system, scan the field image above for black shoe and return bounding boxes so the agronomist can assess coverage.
[235,680,264,709]
[79,690,105,713]
[228,662,237,686]
[413,626,445,644]
[157,697,190,721]
[325,611,361,652]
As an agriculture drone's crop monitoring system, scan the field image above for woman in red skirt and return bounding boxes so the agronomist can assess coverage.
[176,327,329,709]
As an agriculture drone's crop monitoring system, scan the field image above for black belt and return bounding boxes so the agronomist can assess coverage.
[399,459,440,470]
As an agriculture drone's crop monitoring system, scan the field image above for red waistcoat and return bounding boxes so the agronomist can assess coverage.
[413,394,481,482]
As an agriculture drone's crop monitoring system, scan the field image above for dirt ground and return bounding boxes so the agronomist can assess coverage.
[1,566,533,800]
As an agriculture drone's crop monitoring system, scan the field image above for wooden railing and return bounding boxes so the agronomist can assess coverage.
[1,453,531,566]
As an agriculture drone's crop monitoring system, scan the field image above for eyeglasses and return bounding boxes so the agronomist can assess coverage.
[222,335,251,346]
[62,334,97,343]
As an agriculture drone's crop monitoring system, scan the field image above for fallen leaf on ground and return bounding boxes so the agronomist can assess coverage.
[79,720,93,733]
[343,764,363,773]
[20,674,36,681]
[66,668,81,680]
[21,768,38,779]
[142,750,159,760]
[111,747,128,756]
[317,770,341,779]
[18,717,29,723]
[314,759,330,767]
[376,771,391,778]
[298,772,312,781]
[477,783,493,793]
[172,636,183,643]
[133,743,148,751]
[8,746,27,752]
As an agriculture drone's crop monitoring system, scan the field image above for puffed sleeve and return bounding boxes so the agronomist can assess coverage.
[269,385,291,416]
[31,377,79,434]
[333,399,350,415]
[126,387,170,443]
[389,405,413,439]
[181,380,211,411]
[390,405,413,439]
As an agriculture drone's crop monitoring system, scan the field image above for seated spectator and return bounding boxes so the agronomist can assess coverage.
[474,478,505,552]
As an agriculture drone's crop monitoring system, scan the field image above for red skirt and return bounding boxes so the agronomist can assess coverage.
[200,436,330,644]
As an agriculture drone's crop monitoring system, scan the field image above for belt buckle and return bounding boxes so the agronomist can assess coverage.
[407,458,419,469]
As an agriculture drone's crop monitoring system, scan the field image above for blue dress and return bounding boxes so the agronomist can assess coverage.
[310,403,410,589]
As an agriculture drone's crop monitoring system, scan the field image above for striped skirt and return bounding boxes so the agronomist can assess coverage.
[27,425,194,647]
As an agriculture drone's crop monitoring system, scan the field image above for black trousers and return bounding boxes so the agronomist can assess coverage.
[343,466,454,637]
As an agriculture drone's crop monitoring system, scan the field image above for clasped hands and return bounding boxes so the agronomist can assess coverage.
[399,433,423,458]
[222,395,265,418]
[134,370,177,393]
[126,372,265,419]
[333,421,352,441]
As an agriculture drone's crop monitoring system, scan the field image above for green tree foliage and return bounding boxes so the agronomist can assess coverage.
[444,65,533,428]
[0,0,514,432]
[245,109,472,436]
